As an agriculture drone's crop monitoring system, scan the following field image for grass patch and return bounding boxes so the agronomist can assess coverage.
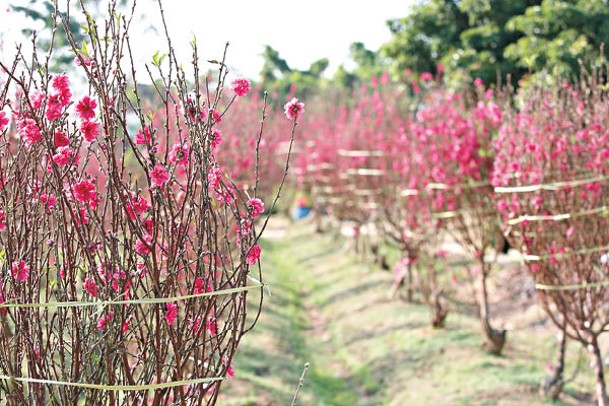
[220,217,594,405]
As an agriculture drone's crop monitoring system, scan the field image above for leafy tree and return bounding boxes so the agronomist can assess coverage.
[382,0,468,77]
[382,0,609,86]
[331,42,389,89]
[258,45,329,102]
[504,0,609,80]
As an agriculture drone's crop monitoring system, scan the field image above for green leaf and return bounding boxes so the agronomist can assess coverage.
[81,41,89,58]
[152,51,167,68]
[152,51,160,67]
[478,148,490,158]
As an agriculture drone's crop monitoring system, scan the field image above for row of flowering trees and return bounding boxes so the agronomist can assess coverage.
[288,70,609,404]
[0,0,303,405]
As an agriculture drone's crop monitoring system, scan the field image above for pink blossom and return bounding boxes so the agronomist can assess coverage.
[420,72,433,82]
[52,74,72,106]
[284,97,305,120]
[83,277,98,297]
[19,118,43,145]
[0,111,8,132]
[39,193,57,211]
[210,129,222,149]
[411,81,421,95]
[169,143,190,165]
[150,163,170,187]
[73,180,97,205]
[496,199,508,212]
[81,120,100,142]
[125,194,150,220]
[0,293,6,315]
[52,146,76,166]
[231,78,250,96]
[0,210,5,231]
[165,302,178,326]
[246,244,261,265]
[30,92,44,109]
[215,185,235,204]
[208,166,222,190]
[210,109,222,124]
[54,130,70,147]
[97,311,114,331]
[45,94,63,121]
[75,56,92,67]
[73,207,89,226]
[135,127,152,145]
[135,236,152,256]
[12,261,30,282]
[136,262,149,278]
[76,96,97,120]
[222,356,234,377]
[193,277,209,294]
[111,269,126,292]
[189,316,202,334]
[143,218,154,234]
[247,197,265,217]
[206,317,217,337]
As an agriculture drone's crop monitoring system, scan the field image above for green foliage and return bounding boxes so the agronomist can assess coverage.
[504,0,609,80]
[330,42,389,90]
[382,0,609,86]
[258,41,391,101]
[383,0,467,76]
[258,45,330,102]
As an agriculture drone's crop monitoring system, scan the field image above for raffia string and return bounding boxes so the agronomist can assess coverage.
[0,282,262,310]
[535,280,609,291]
[494,173,609,194]
[0,375,223,392]
[507,206,609,225]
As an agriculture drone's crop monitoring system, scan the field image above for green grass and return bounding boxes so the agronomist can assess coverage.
[218,217,594,405]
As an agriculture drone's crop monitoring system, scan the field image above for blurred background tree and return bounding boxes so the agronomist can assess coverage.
[10,0,89,70]
[382,0,609,87]
[259,45,329,102]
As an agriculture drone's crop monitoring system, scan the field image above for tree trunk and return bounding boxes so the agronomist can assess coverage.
[589,337,609,406]
[539,327,566,399]
[314,203,324,233]
[478,266,506,355]
[430,287,448,328]
[406,261,413,303]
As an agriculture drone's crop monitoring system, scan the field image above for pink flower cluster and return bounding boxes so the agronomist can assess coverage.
[231,78,250,97]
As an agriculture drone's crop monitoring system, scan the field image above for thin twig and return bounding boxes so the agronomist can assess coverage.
[290,362,310,406]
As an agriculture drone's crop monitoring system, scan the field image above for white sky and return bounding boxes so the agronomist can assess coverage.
[1,0,414,80]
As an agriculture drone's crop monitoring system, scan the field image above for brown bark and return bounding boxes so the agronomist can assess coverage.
[479,269,506,355]
[430,287,449,328]
[539,327,566,399]
[589,337,609,406]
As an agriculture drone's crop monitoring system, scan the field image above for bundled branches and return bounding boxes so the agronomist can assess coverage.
[0,1,301,405]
